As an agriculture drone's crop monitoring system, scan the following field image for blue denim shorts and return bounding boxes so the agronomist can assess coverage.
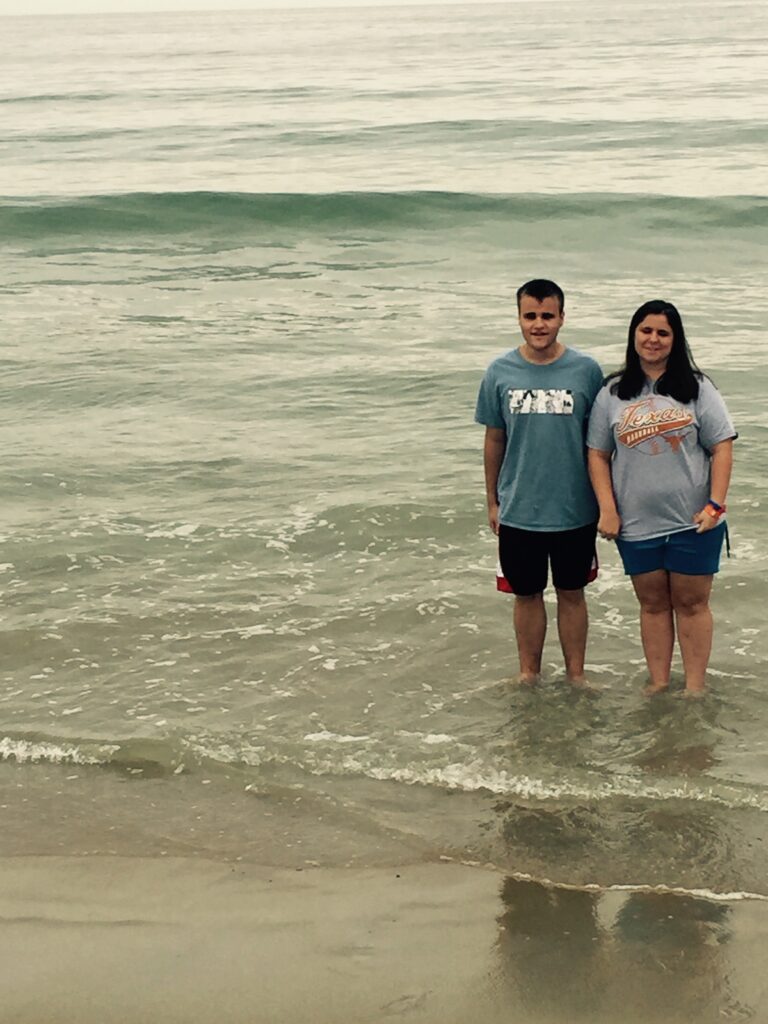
[615,522,726,577]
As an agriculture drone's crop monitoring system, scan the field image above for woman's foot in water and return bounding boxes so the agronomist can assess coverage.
[643,679,670,697]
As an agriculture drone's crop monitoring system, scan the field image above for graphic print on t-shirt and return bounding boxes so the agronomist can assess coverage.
[616,396,693,455]
[508,389,574,415]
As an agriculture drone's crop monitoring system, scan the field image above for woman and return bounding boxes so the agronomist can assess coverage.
[587,300,736,695]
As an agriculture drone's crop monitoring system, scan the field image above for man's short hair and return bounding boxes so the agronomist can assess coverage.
[516,279,565,313]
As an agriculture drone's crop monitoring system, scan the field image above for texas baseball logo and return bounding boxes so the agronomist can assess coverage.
[617,397,693,455]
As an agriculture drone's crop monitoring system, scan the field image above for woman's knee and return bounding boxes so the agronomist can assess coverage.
[632,572,672,615]
[640,595,672,615]
[672,593,710,617]
[670,574,713,616]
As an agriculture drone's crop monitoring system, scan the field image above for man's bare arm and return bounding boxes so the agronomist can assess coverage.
[587,447,620,540]
[484,427,506,535]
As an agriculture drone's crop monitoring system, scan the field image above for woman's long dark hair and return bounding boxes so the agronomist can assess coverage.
[608,299,701,403]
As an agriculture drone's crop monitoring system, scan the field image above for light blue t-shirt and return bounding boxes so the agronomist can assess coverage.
[475,347,603,531]
[587,376,736,541]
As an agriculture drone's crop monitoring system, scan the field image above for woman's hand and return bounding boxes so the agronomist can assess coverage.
[693,507,722,533]
[598,510,621,541]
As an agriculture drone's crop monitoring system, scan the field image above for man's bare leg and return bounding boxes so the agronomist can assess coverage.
[631,570,674,694]
[513,592,546,684]
[555,587,589,685]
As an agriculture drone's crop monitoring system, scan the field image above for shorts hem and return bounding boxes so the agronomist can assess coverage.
[620,524,699,544]
[625,565,720,578]
[616,523,725,577]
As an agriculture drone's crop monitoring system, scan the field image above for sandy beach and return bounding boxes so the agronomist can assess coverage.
[1,857,499,1024]
[2,854,767,1024]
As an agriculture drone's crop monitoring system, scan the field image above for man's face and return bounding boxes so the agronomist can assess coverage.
[518,294,564,353]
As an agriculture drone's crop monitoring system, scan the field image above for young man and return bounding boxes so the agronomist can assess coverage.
[475,279,603,686]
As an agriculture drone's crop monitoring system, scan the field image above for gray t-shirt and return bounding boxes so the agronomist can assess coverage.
[475,347,603,531]
[587,376,736,541]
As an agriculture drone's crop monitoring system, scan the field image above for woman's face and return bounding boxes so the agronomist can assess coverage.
[634,313,673,372]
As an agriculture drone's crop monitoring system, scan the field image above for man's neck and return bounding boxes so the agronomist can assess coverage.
[518,342,566,365]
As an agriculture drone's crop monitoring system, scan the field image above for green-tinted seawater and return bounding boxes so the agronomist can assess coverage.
[0,1,767,911]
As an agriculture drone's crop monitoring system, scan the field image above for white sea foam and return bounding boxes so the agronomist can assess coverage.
[0,737,117,765]
[292,755,768,814]
[395,730,456,745]
[146,523,200,539]
[266,505,321,552]
[179,731,768,815]
[304,731,371,744]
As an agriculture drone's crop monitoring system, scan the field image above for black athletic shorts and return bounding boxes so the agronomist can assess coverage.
[498,522,598,596]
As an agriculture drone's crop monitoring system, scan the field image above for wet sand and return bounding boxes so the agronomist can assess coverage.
[1,855,767,1024]
[0,857,498,1024]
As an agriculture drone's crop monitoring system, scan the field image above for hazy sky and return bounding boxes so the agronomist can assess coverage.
[4,0,447,14]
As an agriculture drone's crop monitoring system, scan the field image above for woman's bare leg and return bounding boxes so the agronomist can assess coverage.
[631,570,674,693]
[670,572,714,693]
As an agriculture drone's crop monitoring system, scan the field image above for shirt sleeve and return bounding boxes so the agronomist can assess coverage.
[588,360,604,404]
[474,365,505,429]
[696,377,737,451]
[586,386,615,452]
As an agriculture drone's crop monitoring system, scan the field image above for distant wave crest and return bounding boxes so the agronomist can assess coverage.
[1,191,766,243]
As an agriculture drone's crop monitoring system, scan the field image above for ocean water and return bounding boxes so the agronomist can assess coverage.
[1,0,768,914]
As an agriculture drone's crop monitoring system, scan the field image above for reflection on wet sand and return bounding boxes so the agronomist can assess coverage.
[495,877,759,1023]
[490,690,768,894]
[493,794,760,894]
[496,879,600,1018]
[486,674,767,1022]
[612,892,731,1019]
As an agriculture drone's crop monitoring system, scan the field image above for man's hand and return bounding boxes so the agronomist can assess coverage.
[488,500,500,535]
[597,510,621,541]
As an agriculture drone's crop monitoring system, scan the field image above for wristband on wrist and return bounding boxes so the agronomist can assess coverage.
[704,500,725,519]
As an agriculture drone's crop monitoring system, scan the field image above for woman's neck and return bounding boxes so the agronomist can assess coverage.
[640,361,666,382]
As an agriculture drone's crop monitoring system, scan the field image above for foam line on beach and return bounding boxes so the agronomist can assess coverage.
[6,731,768,819]
[174,734,768,815]
[440,857,768,903]
[293,754,768,814]
[501,869,768,904]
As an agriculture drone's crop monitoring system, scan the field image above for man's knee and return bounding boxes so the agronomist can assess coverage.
[554,587,585,607]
